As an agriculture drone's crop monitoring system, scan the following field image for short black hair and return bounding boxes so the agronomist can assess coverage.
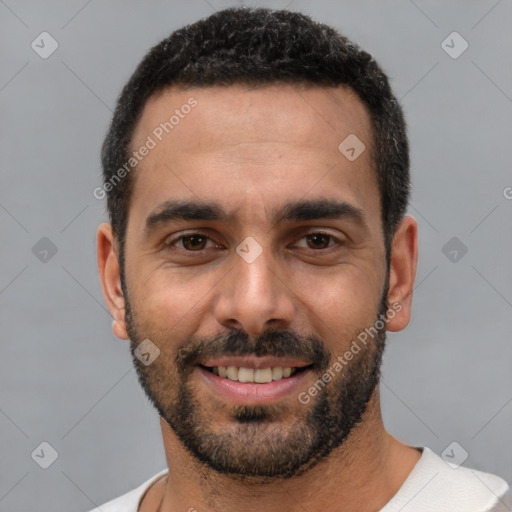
[101,6,410,276]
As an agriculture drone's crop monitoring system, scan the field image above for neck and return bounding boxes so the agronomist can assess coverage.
[149,388,421,512]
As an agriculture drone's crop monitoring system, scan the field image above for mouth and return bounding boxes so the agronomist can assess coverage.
[199,364,313,383]
[196,359,315,404]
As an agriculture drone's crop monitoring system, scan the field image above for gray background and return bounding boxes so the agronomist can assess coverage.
[1,0,511,510]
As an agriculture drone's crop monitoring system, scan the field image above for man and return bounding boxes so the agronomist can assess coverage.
[92,7,510,512]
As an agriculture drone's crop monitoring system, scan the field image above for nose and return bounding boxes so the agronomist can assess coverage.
[213,244,295,336]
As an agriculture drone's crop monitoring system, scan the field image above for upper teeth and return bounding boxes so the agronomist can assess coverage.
[211,366,296,383]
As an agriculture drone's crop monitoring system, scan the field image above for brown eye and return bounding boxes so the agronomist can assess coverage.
[292,231,343,253]
[164,233,215,252]
[305,233,332,250]
[180,235,208,251]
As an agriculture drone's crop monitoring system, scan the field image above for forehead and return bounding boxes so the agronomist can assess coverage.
[128,83,379,233]
[132,83,372,158]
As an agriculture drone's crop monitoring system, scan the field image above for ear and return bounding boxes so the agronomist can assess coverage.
[385,215,418,332]
[97,223,129,340]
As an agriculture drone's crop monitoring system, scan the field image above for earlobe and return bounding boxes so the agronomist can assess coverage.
[385,215,418,333]
[112,318,129,340]
[97,223,129,340]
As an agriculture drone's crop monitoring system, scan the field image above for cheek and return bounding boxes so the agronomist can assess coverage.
[130,268,218,332]
[297,265,380,335]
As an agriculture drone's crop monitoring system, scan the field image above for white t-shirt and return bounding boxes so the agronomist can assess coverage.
[88,447,510,512]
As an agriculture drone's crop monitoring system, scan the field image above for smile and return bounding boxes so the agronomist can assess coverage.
[201,365,310,383]
[197,363,313,404]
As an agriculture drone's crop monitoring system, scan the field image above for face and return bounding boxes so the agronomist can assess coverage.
[113,83,394,479]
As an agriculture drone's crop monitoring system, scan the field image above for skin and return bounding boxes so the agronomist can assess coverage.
[97,83,420,511]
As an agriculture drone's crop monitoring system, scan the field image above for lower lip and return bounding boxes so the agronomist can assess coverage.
[197,366,312,405]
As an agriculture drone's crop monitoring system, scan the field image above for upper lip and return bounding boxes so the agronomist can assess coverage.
[199,356,313,369]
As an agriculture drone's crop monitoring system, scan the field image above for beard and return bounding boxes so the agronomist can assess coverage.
[122,272,390,481]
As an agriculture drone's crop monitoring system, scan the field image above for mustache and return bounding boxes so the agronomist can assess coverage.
[176,328,331,373]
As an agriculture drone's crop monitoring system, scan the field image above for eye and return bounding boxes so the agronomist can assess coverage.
[162,231,343,255]
[164,233,219,252]
[293,232,342,251]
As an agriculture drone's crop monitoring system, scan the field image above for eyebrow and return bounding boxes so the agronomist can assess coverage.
[144,198,368,236]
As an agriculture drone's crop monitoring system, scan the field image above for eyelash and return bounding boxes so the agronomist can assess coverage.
[163,231,343,254]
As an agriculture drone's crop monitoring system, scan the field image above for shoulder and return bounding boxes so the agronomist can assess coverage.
[382,447,510,512]
[86,469,168,512]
